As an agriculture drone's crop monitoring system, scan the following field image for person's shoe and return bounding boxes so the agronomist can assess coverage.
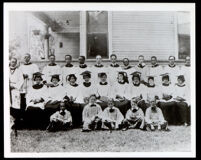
[81,129,91,132]
[122,128,128,131]
[165,128,171,132]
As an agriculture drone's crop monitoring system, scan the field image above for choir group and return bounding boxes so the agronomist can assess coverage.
[9,53,191,132]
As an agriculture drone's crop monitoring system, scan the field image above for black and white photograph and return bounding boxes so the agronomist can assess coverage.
[4,2,195,158]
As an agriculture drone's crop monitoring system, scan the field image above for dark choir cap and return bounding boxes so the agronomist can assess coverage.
[130,71,141,79]
[80,71,91,77]
[177,75,185,82]
[33,72,43,80]
[98,72,107,77]
[51,74,60,82]
[160,73,169,80]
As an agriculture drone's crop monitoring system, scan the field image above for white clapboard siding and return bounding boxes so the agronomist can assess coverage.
[112,11,178,60]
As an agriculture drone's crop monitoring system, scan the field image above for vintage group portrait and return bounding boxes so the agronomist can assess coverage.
[4,2,196,158]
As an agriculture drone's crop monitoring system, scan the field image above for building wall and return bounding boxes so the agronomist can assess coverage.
[111,11,178,60]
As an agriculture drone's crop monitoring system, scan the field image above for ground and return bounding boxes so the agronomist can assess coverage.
[11,126,191,152]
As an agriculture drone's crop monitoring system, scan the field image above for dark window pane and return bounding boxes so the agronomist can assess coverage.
[178,34,190,59]
[87,11,108,59]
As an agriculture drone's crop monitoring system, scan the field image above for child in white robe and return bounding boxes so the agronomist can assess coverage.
[47,101,72,132]
[82,95,102,132]
[101,98,124,131]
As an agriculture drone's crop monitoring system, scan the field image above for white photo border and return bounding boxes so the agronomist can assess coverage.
[4,2,196,158]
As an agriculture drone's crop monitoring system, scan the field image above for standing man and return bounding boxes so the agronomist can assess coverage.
[9,57,24,129]
[163,56,180,85]
[19,53,39,110]
[108,54,120,84]
[62,55,75,85]
[135,55,149,84]
[180,56,191,89]
[42,54,62,86]
[91,55,108,84]
[121,58,133,82]
[148,56,163,85]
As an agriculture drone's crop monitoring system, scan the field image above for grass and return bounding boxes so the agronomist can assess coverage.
[10,126,191,152]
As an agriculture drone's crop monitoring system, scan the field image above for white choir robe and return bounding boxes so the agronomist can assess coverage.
[64,84,80,103]
[77,83,97,103]
[148,65,163,85]
[26,85,47,110]
[128,83,147,100]
[145,107,166,124]
[50,110,72,123]
[82,103,103,123]
[119,66,135,84]
[61,65,76,86]
[46,85,66,102]
[9,68,24,109]
[95,83,112,102]
[107,65,121,84]
[19,63,39,93]
[101,106,124,128]
[173,84,190,105]
[111,82,130,100]
[163,65,180,86]
[90,65,109,84]
[179,65,191,89]
[158,84,175,102]
[42,64,62,84]
[73,65,93,85]
[146,86,161,103]
[134,65,149,82]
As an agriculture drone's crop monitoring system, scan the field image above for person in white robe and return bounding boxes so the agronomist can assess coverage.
[158,73,177,125]
[26,72,47,110]
[179,56,191,89]
[95,72,112,103]
[82,95,102,132]
[73,56,91,85]
[45,74,66,111]
[19,53,39,94]
[9,57,24,129]
[120,58,134,83]
[107,54,120,84]
[163,56,180,86]
[101,98,124,131]
[135,55,149,84]
[148,56,163,85]
[145,76,160,104]
[173,75,189,126]
[77,71,97,104]
[145,98,169,131]
[42,54,62,86]
[128,72,148,113]
[46,101,72,132]
[122,97,145,131]
[61,55,76,86]
[90,55,109,84]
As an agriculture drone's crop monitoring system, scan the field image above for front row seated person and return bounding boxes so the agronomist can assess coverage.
[82,94,102,132]
[46,101,72,132]
[122,97,145,131]
[101,98,124,131]
[145,98,169,131]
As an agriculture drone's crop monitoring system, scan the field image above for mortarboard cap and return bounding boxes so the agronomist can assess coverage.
[117,71,128,77]
[80,70,91,75]
[130,71,141,79]
[160,73,169,80]
[33,72,43,80]
[66,74,77,81]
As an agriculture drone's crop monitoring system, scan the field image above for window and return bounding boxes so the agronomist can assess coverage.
[86,11,108,59]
